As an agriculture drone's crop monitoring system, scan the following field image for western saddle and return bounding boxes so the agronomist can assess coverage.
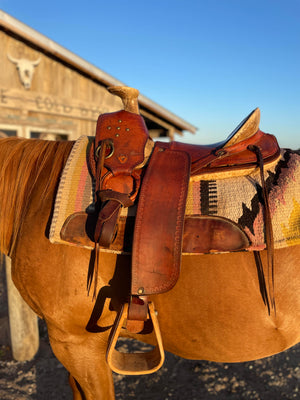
[61,86,280,375]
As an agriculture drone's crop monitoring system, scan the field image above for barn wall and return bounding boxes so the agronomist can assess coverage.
[0,31,123,140]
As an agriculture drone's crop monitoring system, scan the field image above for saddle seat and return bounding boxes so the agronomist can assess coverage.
[157,108,279,176]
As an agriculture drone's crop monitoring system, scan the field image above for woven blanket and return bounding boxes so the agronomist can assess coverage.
[49,136,300,253]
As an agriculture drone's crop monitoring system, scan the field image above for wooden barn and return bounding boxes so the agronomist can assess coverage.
[0,11,196,141]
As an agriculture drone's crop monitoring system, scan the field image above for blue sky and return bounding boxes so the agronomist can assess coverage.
[1,0,299,148]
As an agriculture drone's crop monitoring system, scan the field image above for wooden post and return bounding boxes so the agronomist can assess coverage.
[5,256,39,361]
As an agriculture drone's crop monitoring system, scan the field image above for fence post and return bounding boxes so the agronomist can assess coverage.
[5,256,39,361]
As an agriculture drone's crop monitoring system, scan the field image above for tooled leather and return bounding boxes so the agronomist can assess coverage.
[91,111,149,173]
[131,145,191,295]
[88,110,150,201]
[156,130,280,175]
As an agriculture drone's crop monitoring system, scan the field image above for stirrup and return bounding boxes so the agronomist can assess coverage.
[106,302,165,375]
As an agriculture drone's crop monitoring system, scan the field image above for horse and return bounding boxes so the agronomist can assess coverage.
[0,135,299,400]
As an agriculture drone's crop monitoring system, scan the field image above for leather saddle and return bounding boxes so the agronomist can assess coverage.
[60,86,280,375]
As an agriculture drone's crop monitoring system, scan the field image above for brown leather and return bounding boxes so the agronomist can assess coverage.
[89,110,150,199]
[183,216,250,253]
[94,110,149,171]
[61,212,94,247]
[157,130,280,175]
[61,213,134,251]
[94,201,122,248]
[62,123,279,255]
[248,145,275,314]
[127,296,148,321]
[126,296,149,333]
[61,97,279,313]
[93,192,134,248]
[131,144,191,296]
[61,213,251,254]
[85,109,152,297]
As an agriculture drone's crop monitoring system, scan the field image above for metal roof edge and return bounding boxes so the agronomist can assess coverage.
[0,10,197,134]
[138,94,197,134]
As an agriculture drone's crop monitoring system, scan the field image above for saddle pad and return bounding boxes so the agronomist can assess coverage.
[185,149,300,251]
[49,136,135,253]
[49,137,300,253]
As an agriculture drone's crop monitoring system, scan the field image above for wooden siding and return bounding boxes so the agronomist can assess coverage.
[0,32,123,139]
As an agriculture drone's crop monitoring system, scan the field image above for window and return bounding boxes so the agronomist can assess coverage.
[0,129,17,137]
[30,131,69,141]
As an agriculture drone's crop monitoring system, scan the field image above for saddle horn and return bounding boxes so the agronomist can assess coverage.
[108,86,140,114]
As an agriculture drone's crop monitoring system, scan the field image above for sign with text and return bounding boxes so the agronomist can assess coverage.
[0,88,121,121]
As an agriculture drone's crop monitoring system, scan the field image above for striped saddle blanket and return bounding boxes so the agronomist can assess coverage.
[49,135,300,253]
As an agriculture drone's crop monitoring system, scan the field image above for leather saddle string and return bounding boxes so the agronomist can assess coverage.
[94,140,110,201]
[248,145,275,314]
[87,139,110,298]
[253,250,270,314]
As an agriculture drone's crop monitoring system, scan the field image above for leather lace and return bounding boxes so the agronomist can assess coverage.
[248,145,275,314]
[87,139,111,299]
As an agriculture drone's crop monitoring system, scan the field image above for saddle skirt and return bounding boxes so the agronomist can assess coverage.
[49,135,300,253]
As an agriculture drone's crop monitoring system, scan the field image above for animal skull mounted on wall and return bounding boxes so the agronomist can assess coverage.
[7,54,41,90]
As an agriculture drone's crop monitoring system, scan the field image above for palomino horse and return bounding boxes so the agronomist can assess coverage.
[0,132,299,399]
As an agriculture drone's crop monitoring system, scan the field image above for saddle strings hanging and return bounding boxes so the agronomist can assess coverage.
[87,139,134,299]
[87,139,110,299]
[248,145,276,315]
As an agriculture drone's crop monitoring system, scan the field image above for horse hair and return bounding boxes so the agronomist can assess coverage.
[0,137,73,255]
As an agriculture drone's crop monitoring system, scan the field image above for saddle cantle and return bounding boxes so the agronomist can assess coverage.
[60,86,280,374]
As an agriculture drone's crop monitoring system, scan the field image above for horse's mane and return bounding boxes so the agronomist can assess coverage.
[0,137,74,255]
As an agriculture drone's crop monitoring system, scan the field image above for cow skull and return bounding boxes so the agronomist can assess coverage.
[8,54,41,90]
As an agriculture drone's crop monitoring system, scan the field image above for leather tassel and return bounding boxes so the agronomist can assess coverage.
[92,242,100,300]
[254,251,270,315]
[87,248,95,294]
[248,145,276,314]
[86,140,110,299]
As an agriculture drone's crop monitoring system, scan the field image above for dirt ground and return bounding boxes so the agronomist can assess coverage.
[1,263,299,400]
